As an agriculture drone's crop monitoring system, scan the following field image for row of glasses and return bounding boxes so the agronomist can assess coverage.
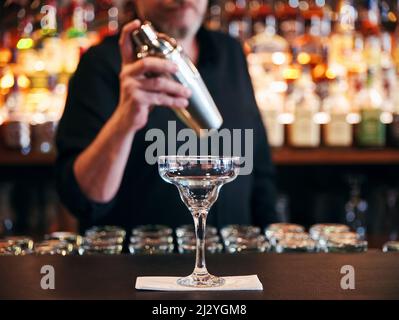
[129,225,174,255]
[1,229,398,255]
[176,225,223,254]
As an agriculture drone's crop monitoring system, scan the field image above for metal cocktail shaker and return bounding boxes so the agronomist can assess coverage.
[131,22,223,136]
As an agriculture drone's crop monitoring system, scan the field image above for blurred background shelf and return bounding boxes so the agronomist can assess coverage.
[0,145,56,166]
[2,145,399,166]
[271,147,399,165]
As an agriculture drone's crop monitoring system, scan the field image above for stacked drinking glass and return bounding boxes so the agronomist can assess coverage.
[176,224,222,254]
[310,223,368,253]
[129,225,174,255]
[79,226,125,255]
[222,225,269,253]
[265,223,315,253]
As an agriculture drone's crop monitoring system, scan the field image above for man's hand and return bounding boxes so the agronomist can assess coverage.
[116,19,191,133]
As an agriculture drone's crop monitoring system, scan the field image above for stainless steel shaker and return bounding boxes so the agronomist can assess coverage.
[131,22,223,136]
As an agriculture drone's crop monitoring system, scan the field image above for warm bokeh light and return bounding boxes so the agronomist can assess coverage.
[16,38,34,50]
[297,52,311,65]
[0,71,14,89]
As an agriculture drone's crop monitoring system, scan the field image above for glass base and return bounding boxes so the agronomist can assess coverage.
[177,273,225,288]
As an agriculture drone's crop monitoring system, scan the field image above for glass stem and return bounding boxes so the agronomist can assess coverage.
[192,208,209,277]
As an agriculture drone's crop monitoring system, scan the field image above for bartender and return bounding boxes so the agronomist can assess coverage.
[56,0,277,232]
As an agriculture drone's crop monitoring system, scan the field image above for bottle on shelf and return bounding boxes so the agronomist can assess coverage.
[292,15,324,70]
[328,0,358,77]
[206,0,223,31]
[354,68,386,147]
[40,1,64,75]
[380,32,396,125]
[62,0,91,74]
[312,14,332,84]
[380,0,398,33]
[0,32,12,68]
[249,0,274,35]
[286,70,321,147]
[387,81,399,147]
[245,14,290,73]
[275,0,301,45]
[225,0,252,41]
[245,9,290,147]
[254,78,286,147]
[322,77,353,147]
[2,75,31,154]
[395,14,399,74]
[358,0,381,37]
[15,10,38,77]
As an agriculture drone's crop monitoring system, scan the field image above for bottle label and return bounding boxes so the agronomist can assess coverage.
[290,109,320,147]
[325,114,352,147]
[261,109,284,147]
[357,109,386,147]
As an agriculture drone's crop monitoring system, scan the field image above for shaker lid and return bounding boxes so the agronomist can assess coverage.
[132,21,175,55]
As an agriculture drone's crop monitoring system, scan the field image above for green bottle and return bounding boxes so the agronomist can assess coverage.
[355,70,386,147]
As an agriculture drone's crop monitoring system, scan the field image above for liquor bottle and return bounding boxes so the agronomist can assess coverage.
[286,70,321,147]
[31,75,61,154]
[323,78,353,147]
[4,74,23,115]
[358,0,381,36]
[292,15,324,69]
[225,0,252,41]
[380,0,398,33]
[249,0,273,35]
[275,0,301,45]
[0,32,12,68]
[40,1,63,75]
[328,0,357,75]
[246,14,290,72]
[300,0,325,25]
[381,32,396,116]
[355,69,386,147]
[62,0,90,74]
[255,84,285,147]
[312,15,332,83]
[387,81,399,147]
[206,0,223,31]
[364,35,382,71]
[245,11,289,147]
[15,11,38,77]
[3,78,31,154]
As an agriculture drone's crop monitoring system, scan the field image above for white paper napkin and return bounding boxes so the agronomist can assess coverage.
[135,275,263,291]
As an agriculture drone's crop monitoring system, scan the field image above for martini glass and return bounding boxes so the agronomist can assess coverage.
[158,156,240,287]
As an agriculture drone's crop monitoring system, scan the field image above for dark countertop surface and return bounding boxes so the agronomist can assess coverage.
[1,251,398,300]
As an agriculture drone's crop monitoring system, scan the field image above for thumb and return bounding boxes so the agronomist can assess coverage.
[119,19,141,65]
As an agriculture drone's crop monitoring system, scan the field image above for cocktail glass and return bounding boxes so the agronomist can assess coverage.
[158,156,240,287]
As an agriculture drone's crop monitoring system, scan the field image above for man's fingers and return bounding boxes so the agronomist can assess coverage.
[120,57,178,78]
[140,77,191,98]
[143,92,189,109]
[119,19,141,64]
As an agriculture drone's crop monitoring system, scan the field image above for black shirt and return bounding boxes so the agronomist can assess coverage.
[56,27,277,232]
